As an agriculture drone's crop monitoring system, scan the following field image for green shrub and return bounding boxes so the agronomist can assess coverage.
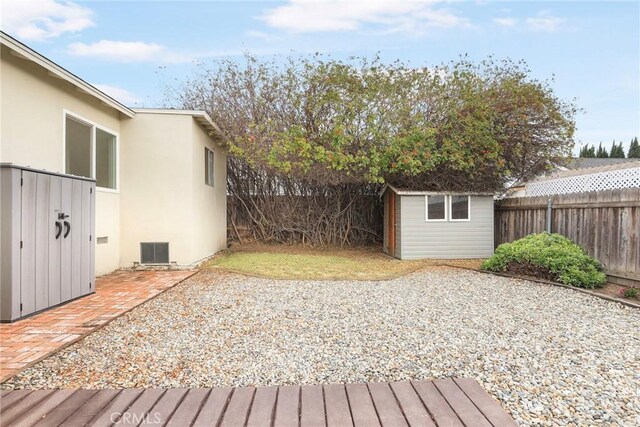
[482,233,606,289]
[620,287,639,299]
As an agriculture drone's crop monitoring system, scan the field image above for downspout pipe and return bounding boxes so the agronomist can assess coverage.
[546,198,553,233]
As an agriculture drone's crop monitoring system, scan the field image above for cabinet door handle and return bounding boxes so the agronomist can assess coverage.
[55,221,63,239]
[63,221,71,238]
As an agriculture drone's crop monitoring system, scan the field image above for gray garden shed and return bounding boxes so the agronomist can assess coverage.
[382,185,494,259]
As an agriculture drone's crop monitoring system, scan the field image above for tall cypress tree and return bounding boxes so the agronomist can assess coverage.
[609,141,626,158]
[628,137,640,158]
[579,144,596,158]
[596,142,609,158]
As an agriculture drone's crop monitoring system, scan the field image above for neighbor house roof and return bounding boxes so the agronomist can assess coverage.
[537,159,640,181]
[562,157,638,170]
[1,31,135,118]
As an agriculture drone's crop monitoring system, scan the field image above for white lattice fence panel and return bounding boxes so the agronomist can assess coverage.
[526,167,640,197]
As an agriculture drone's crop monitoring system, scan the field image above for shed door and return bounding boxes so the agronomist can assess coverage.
[386,191,396,256]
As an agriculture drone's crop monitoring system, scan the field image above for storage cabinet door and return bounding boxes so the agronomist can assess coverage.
[80,181,93,296]
[48,176,62,306]
[34,173,51,312]
[60,177,73,302]
[20,171,37,317]
[70,179,83,298]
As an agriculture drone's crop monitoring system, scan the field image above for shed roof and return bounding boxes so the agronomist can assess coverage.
[382,185,494,197]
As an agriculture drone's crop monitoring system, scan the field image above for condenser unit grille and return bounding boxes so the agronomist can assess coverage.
[140,242,169,264]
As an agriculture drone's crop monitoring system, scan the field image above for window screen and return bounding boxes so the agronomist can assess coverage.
[65,116,92,178]
[205,148,214,186]
[426,195,446,220]
[140,243,169,264]
[96,128,117,189]
[450,195,470,220]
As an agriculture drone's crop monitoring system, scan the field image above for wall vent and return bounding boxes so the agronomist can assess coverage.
[140,242,169,264]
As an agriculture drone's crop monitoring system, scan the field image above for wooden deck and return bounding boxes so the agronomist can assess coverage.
[0,378,517,426]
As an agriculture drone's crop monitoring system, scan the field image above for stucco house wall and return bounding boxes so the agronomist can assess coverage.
[1,44,122,275]
[1,33,227,276]
[119,112,227,267]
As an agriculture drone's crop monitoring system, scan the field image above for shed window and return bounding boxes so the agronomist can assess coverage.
[450,195,470,221]
[425,195,446,221]
[205,147,214,186]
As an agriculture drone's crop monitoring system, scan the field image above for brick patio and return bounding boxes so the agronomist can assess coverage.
[0,270,195,382]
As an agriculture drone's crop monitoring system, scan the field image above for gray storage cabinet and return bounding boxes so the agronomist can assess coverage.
[1,164,95,322]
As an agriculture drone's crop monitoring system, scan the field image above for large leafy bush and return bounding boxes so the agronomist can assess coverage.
[482,233,606,288]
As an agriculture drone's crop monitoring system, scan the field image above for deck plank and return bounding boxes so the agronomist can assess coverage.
[368,382,408,427]
[59,389,121,427]
[274,385,300,427]
[247,386,278,427]
[5,389,75,427]
[411,380,464,427]
[0,378,515,427]
[453,378,517,427]
[86,388,143,427]
[0,390,55,426]
[0,389,33,409]
[167,388,211,427]
[300,384,325,427]
[324,384,354,427]
[219,386,255,427]
[346,383,380,427]
[192,386,233,427]
[142,388,188,425]
[32,390,97,427]
[389,381,435,427]
[113,388,165,425]
[433,379,492,427]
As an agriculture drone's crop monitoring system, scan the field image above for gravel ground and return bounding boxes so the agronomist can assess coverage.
[3,268,640,426]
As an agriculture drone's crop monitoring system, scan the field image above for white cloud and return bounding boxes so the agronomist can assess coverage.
[67,40,192,63]
[93,84,142,106]
[246,30,282,42]
[259,0,468,34]
[0,0,94,41]
[527,12,564,32]
[493,17,516,27]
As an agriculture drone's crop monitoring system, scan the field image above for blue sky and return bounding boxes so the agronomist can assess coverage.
[2,1,639,154]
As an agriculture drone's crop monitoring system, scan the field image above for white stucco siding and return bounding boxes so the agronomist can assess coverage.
[0,45,121,171]
[190,119,227,263]
[399,195,494,259]
[119,114,193,266]
[1,45,122,275]
[119,113,226,267]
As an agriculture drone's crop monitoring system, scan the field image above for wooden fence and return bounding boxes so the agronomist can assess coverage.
[495,188,640,286]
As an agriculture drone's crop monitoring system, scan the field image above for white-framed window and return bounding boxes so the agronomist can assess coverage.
[205,147,214,186]
[64,111,118,191]
[425,195,447,221]
[449,195,470,221]
[425,195,471,221]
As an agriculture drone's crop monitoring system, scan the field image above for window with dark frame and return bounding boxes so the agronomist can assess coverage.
[450,195,470,220]
[426,195,446,221]
[205,147,214,186]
